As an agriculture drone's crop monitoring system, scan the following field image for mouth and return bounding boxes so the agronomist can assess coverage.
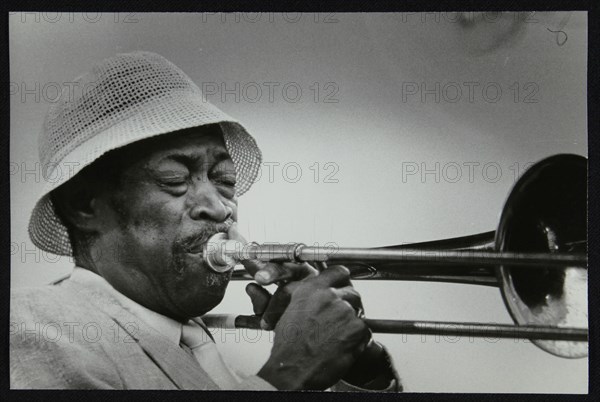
[179,219,235,257]
[185,242,207,255]
[182,230,230,255]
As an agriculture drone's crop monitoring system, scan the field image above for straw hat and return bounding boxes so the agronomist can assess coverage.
[28,51,262,256]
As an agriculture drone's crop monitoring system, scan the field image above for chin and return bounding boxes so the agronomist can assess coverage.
[186,290,228,317]
[172,253,232,316]
[187,278,232,317]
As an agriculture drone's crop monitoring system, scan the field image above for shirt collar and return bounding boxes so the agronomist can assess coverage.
[69,266,183,345]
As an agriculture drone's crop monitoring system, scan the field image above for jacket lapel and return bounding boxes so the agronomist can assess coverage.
[61,281,219,390]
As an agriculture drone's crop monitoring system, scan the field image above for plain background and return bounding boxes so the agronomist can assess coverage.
[10,12,587,392]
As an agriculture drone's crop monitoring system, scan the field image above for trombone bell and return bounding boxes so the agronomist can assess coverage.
[496,154,587,358]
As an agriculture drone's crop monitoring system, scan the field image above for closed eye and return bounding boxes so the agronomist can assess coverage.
[154,173,189,195]
[162,177,188,185]
[214,176,237,187]
[155,174,188,185]
[211,161,237,189]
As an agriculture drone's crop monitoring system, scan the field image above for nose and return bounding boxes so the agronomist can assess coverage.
[188,184,233,222]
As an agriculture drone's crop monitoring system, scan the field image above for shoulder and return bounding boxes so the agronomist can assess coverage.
[11,284,100,326]
[10,284,124,389]
[12,284,77,314]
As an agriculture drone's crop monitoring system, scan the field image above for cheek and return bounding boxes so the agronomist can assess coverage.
[117,195,185,265]
[130,192,183,228]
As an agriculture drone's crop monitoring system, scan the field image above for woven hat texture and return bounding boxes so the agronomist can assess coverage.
[28,51,262,256]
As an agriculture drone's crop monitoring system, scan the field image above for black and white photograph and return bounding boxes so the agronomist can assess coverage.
[8,11,589,393]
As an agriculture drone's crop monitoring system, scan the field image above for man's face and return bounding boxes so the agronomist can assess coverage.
[90,128,239,320]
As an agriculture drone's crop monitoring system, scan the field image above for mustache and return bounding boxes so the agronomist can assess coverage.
[174,218,234,253]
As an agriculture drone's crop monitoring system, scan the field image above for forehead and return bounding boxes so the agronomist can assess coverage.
[122,126,232,166]
[153,130,228,161]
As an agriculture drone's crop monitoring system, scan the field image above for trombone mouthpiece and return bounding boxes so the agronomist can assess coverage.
[203,233,242,273]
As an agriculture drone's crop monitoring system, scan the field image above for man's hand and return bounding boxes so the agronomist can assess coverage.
[256,266,371,390]
[245,275,397,390]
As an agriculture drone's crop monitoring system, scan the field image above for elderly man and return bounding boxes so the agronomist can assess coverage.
[10,52,400,391]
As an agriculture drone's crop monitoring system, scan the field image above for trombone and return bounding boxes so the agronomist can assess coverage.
[202,154,588,358]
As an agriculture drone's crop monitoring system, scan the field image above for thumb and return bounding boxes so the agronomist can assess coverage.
[227,221,248,244]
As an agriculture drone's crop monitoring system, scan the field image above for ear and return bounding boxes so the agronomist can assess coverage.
[52,178,105,234]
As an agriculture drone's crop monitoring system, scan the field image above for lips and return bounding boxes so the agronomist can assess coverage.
[179,220,234,256]
[183,231,224,255]
[185,243,205,254]
[184,237,210,254]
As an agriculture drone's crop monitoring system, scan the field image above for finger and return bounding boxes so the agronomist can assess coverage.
[254,262,318,286]
[259,281,305,330]
[227,223,266,277]
[331,286,363,313]
[353,325,373,357]
[226,222,247,243]
[313,261,328,272]
[310,265,351,288]
[245,283,272,316]
[260,286,293,330]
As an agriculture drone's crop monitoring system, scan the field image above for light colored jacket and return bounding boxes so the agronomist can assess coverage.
[10,279,271,390]
[10,278,400,390]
